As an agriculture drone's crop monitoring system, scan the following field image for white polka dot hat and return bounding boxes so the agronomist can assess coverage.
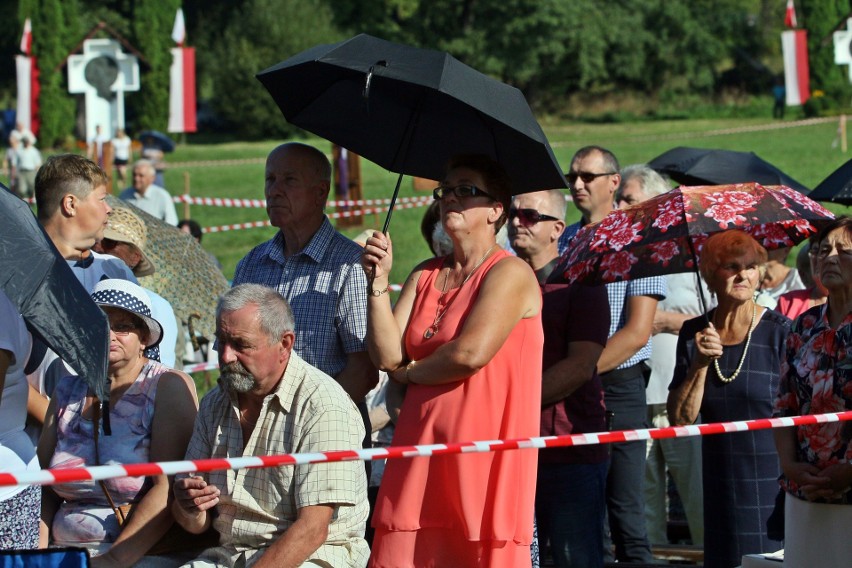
[90,279,163,348]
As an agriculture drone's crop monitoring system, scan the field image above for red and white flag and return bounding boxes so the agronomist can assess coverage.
[782,30,810,105]
[16,18,39,135]
[20,18,32,54]
[785,0,798,29]
[168,8,195,133]
[168,47,196,133]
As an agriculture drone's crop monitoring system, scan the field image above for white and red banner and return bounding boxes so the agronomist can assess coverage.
[782,30,810,106]
[168,46,197,133]
[15,18,39,136]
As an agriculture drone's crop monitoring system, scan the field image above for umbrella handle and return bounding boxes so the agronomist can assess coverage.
[685,235,711,326]
[362,61,388,99]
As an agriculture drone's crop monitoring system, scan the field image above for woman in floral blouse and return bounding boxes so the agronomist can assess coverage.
[774,216,852,567]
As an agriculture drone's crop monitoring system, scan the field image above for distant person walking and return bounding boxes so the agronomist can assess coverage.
[111,129,133,185]
[15,135,41,199]
[773,77,785,120]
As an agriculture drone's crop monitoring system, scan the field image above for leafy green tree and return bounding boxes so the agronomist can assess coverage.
[130,0,180,131]
[204,0,342,139]
[31,0,76,147]
[799,0,852,105]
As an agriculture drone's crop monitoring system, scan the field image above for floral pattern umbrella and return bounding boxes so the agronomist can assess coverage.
[560,183,835,287]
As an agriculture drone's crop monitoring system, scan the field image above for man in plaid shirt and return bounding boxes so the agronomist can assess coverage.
[233,143,378,436]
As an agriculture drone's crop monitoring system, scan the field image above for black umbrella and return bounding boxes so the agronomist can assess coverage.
[138,130,176,153]
[0,184,109,405]
[807,159,852,205]
[648,146,809,194]
[256,33,566,231]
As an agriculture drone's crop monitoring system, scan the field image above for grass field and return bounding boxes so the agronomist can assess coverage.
[159,116,852,290]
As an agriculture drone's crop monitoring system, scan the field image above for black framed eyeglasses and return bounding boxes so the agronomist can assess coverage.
[508,207,560,225]
[433,184,496,201]
[566,171,616,186]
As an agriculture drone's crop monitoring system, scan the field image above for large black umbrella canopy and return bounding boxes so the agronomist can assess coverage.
[0,184,109,403]
[257,33,566,229]
[138,130,176,153]
[807,158,852,205]
[648,146,809,194]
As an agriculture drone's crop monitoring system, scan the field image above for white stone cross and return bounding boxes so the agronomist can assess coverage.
[68,38,140,142]
[833,18,852,82]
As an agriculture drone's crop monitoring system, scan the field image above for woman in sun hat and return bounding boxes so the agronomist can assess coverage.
[38,279,199,566]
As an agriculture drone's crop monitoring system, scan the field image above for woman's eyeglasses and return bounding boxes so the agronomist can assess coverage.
[433,184,496,201]
[566,171,616,186]
[109,321,140,335]
[508,207,560,225]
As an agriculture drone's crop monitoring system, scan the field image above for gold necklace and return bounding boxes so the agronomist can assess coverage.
[713,301,757,383]
[424,244,498,339]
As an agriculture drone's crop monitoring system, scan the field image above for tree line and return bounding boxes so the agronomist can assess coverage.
[4,0,851,147]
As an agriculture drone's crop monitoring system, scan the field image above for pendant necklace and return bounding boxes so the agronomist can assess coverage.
[713,301,757,383]
[424,244,497,339]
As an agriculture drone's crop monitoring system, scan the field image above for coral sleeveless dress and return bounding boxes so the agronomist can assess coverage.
[370,250,543,568]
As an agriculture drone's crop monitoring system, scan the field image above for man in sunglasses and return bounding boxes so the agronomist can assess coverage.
[509,189,611,567]
[559,146,666,564]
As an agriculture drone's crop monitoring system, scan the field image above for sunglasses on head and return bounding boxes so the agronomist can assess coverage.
[508,207,560,225]
[433,184,496,201]
[566,171,616,186]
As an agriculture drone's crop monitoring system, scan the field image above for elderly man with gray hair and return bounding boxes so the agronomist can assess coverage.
[119,159,178,226]
[616,164,707,549]
[173,284,369,568]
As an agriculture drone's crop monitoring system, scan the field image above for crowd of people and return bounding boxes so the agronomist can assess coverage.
[0,140,850,568]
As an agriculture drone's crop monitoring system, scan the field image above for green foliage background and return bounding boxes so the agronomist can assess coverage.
[6,0,852,145]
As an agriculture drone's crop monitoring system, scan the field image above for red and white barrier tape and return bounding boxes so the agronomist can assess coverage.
[182,361,220,374]
[202,198,432,234]
[3,411,850,488]
[174,195,432,209]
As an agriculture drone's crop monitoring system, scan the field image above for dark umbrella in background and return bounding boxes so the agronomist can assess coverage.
[806,158,852,205]
[648,147,810,194]
[256,33,566,232]
[137,130,176,153]
[0,184,109,404]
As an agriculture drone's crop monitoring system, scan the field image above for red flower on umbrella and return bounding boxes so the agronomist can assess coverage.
[590,211,644,252]
[778,218,817,237]
[563,258,595,283]
[648,240,680,266]
[773,185,834,217]
[600,251,638,281]
[701,191,758,228]
[750,223,795,248]
[652,198,686,232]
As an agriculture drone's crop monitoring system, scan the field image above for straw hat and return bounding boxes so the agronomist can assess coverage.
[103,208,156,277]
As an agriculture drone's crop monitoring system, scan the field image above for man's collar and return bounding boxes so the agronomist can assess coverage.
[268,216,334,264]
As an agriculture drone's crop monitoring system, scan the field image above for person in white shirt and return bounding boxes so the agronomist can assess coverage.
[111,129,132,185]
[119,160,178,226]
[14,135,41,198]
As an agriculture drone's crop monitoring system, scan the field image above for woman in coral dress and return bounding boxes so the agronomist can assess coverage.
[361,154,543,567]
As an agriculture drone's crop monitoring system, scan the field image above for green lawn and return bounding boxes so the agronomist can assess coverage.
[163,116,851,290]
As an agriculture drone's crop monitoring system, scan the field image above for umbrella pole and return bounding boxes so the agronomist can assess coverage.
[686,235,711,326]
[381,172,404,234]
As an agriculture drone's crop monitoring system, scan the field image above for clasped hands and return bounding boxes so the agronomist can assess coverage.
[784,462,852,502]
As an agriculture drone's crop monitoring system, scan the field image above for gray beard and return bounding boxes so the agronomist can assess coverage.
[220,361,258,394]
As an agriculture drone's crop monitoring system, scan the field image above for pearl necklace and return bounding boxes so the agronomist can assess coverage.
[424,244,498,339]
[713,301,757,384]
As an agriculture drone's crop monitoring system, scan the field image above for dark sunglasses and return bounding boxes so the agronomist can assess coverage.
[508,207,560,225]
[433,184,496,201]
[566,171,616,186]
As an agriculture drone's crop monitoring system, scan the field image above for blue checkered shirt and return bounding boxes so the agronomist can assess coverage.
[561,221,667,370]
[233,217,368,378]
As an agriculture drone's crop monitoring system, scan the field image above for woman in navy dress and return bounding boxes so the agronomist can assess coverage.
[668,230,790,568]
